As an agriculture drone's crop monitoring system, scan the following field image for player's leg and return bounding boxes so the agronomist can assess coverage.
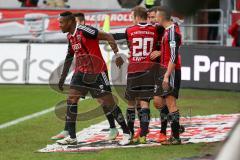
[161,70,182,145]
[136,100,150,144]
[97,94,130,134]
[133,69,155,143]
[126,100,137,137]
[57,88,84,145]
[96,98,118,140]
[97,93,131,145]
[153,96,168,142]
[161,95,181,145]
[56,72,88,145]
[92,71,131,145]
[132,101,142,139]
[125,72,139,138]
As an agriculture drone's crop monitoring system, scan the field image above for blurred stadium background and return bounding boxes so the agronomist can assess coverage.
[0,0,239,160]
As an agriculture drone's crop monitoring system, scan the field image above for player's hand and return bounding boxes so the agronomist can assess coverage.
[150,51,161,60]
[58,78,65,91]
[115,56,124,68]
[162,76,169,91]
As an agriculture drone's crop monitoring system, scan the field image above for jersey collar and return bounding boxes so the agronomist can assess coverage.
[138,22,148,27]
[71,24,78,37]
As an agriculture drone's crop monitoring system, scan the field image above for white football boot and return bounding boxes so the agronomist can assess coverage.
[118,133,131,146]
[56,137,77,145]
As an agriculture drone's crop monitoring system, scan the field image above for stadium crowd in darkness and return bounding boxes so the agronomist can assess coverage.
[228,19,240,47]
[18,0,70,8]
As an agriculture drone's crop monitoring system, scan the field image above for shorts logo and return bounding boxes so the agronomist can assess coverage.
[99,85,104,93]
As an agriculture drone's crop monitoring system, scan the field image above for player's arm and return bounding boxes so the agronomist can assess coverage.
[112,33,126,40]
[59,43,74,91]
[80,25,119,54]
[162,31,181,90]
[98,31,125,68]
[80,25,123,68]
[97,31,119,54]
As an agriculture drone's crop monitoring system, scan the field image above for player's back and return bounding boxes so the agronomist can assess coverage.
[126,23,158,73]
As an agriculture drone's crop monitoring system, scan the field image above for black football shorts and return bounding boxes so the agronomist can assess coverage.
[70,71,112,98]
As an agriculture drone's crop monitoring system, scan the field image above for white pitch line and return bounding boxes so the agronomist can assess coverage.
[0,97,90,129]
[0,107,55,129]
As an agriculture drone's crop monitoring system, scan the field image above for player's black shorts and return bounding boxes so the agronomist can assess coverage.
[125,67,157,102]
[154,68,181,99]
[70,71,112,98]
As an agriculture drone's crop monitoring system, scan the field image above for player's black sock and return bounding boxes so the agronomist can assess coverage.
[102,105,116,129]
[126,108,135,136]
[136,105,142,121]
[64,117,68,131]
[66,102,78,139]
[140,108,150,137]
[136,106,143,133]
[159,105,169,135]
[111,105,130,134]
[168,110,180,139]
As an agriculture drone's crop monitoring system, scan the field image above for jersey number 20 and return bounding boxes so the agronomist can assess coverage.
[132,38,154,57]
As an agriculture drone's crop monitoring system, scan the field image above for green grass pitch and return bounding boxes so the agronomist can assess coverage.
[0,85,239,160]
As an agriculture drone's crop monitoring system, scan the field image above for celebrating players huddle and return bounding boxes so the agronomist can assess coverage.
[52,5,183,146]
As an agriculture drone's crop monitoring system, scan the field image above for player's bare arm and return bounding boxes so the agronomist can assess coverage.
[98,31,124,68]
[162,62,175,91]
[59,48,74,91]
[98,31,118,53]
[162,33,180,91]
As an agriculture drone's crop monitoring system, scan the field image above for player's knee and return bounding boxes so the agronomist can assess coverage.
[67,96,79,104]
[153,100,164,109]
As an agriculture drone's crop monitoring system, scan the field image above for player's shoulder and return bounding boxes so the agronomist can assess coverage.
[76,24,98,34]
[126,23,155,32]
[174,23,181,32]
[126,25,138,32]
[146,24,159,32]
[167,23,181,35]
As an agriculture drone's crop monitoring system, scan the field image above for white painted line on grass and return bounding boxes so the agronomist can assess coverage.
[0,97,90,129]
[0,107,55,129]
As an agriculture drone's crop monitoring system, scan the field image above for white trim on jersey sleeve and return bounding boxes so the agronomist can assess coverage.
[169,25,177,63]
[77,25,96,36]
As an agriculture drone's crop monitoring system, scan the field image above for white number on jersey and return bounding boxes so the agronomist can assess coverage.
[132,38,154,57]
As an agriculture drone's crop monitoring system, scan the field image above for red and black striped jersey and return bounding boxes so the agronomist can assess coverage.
[126,23,159,73]
[161,23,182,70]
[67,25,107,74]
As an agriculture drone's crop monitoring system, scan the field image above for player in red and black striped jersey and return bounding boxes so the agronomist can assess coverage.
[125,6,159,144]
[51,12,120,142]
[148,6,185,143]
[55,11,131,146]
[154,6,182,145]
[147,6,170,143]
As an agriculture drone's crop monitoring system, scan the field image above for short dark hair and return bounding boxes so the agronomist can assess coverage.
[132,6,148,20]
[60,11,75,20]
[147,6,161,13]
[74,12,85,22]
[156,6,172,20]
